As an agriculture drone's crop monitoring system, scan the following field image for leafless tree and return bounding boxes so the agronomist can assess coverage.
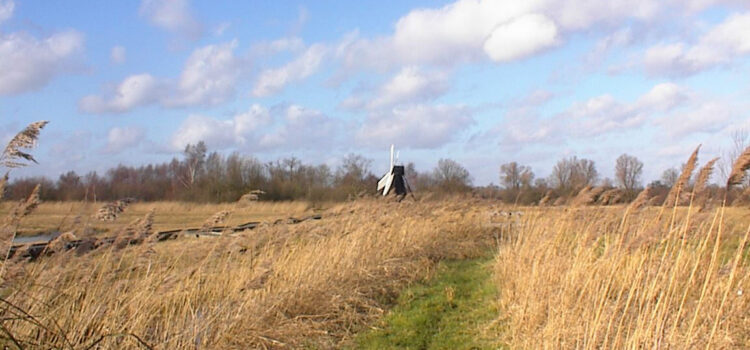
[549,156,598,195]
[661,167,679,188]
[615,154,643,194]
[499,162,534,191]
[433,158,472,193]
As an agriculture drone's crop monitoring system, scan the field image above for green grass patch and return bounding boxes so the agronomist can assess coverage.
[348,258,503,350]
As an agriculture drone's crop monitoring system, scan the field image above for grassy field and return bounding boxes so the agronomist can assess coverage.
[0,201,317,237]
[0,198,749,349]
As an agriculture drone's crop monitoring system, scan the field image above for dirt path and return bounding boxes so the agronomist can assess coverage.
[347,257,504,350]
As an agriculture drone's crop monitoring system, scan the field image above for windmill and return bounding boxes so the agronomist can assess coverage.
[377,145,414,200]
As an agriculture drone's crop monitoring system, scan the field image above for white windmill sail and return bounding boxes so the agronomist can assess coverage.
[377,144,395,195]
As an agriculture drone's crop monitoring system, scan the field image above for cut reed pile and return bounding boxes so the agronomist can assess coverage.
[495,204,750,348]
[0,199,493,349]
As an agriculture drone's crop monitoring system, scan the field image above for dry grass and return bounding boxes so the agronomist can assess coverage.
[494,203,750,348]
[0,201,315,237]
[0,199,493,349]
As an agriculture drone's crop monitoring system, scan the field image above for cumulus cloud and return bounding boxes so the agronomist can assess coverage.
[170,104,272,150]
[364,66,449,108]
[644,12,750,76]
[259,105,343,150]
[81,41,244,113]
[139,0,202,39]
[79,74,163,114]
[0,0,14,24]
[0,30,84,95]
[110,45,126,64]
[483,13,559,62]
[334,0,668,71]
[104,126,145,154]
[167,40,243,106]
[356,104,473,149]
[252,44,326,97]
[656,102,733,137]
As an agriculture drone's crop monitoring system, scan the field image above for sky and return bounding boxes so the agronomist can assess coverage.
[2,0,750,186]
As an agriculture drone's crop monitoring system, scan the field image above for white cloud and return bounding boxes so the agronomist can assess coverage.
[356,104,473,149]
[636,82,690,111]
[0,0,14,24]
[483,13,559,62]
[487,82,697,149]
[0,30,84,95]
[105,127,145,154]
[170,104,272,150]
[110,45,126,64]
[252,44,326,97]
[334,0,667,71]
[167,40,243,106]
[644,12,750,76]
[79,74,163,114]
[368,66,449,108]
[562,95,647,136]
[657,102,732,137]
[81,41,244,113]
[548,0,660,31]
[259,105,343,150]
[139,0,202,39]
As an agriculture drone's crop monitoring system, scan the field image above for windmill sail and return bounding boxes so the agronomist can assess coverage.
[376,145,412,199]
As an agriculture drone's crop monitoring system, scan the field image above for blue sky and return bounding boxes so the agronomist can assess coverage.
[2,0,750,186]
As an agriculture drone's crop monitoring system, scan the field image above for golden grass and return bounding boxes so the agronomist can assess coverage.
[0,201,316,237]
[0,199,494,348]
[494,203,750,348]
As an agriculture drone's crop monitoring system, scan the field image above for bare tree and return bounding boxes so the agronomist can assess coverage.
[433,158,472,193]
[499,162,534,191]
[549,156,598,195]
[181,141,207,189]
[661,167,679,188]
[615,154,644,194]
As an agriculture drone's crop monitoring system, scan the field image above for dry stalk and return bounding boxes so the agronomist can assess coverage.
[726,145,750,188]
[0,121,49,168]
[664,145,700,207]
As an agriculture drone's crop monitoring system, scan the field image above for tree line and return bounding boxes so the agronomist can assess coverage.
[6,141,748,205]
[6,142,474,203]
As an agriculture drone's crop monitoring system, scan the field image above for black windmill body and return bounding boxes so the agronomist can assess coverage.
[377,145,413,200]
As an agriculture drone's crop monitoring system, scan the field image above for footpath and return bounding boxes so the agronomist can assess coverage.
[348,257,504,350]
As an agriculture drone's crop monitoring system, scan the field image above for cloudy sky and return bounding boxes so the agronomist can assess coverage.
[2,0,750,185]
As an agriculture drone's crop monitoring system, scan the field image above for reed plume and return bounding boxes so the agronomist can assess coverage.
[96,198,134,221]
[0,172,8,200]
[571,186,604,206]
[629,185,652,211]
[726,146,750,188]
[693,157,719,195]
[201,210,231,233]
[1,121,49,168]
[664,145,700,207]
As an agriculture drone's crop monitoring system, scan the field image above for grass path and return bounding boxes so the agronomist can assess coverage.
[348,257,503,350]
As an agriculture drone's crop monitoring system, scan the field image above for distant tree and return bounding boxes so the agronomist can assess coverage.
[549,156,598,195]
[433,158,472,193]
[57,171,84,201]
[499,162,534,202]
[499,162,534,191]
[182,141,207,189]
[335,153,373,197]
[661,167,680,188]
[615,154,644,195]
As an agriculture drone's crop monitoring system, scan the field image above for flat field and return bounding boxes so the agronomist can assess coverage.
[0,201,317,237]
[1,199,749,349]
